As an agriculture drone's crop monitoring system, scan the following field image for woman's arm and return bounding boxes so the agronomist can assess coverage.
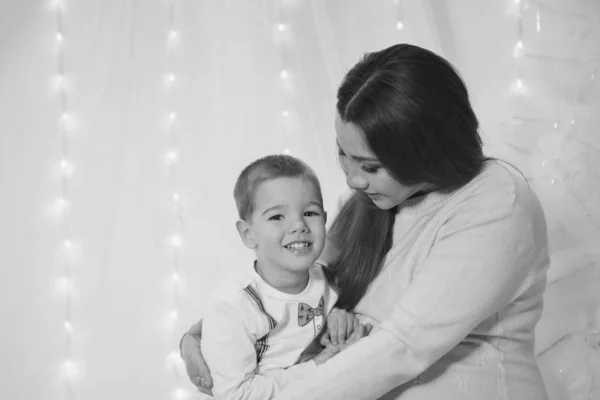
[203,300,322,400]
[274,186,550,400]
[180,321,213,394]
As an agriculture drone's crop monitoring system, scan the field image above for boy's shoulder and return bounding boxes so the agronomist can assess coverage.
[207,273,262,310]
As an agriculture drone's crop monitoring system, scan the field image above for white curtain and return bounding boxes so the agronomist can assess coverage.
[1,1,598,399]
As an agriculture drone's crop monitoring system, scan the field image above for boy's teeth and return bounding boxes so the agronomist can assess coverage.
[286,242,309,249]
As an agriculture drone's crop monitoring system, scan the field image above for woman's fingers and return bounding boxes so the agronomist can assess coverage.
[188,319,203,338]
[320,332,332,347]
[181,331,213,390]
[348,315,359,339]
[335,314,347,345]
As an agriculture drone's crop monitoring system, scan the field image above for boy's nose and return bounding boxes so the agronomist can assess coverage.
[289,219,308,233]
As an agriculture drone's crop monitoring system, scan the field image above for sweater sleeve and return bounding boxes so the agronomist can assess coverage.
[274,183,549,400]
[202,299,317,400]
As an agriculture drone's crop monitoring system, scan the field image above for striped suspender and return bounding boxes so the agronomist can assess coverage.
[244,285,278,364]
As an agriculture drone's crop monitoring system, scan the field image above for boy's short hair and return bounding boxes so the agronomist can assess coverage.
[234,154,323,221]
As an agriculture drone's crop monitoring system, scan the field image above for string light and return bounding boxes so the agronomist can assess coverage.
[276,1,294,155]
[52,1,79,399]
[164,150,179,165]
[395,0,405,31]
[172,388,191,400]
[511,0,528,97]
[513,40,524,58]
[164,1,186,397]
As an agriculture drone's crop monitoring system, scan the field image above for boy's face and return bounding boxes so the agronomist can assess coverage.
[239,177,326,274]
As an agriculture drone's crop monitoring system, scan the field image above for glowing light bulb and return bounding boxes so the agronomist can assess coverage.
[571,119,575,125]
[168,30,178,41]
[170,235,183,248]
[280,70,289,79]
[511,79,526,95]
[283,148,291,155]
[172,272,180,281]
[553,121,558,129]
[173,388,190,400]
[60,158,74,177]
[55,74,66,91]
[64,239,73,249]
[56,32,64,43]
[56,197,69,210]
[166,350,182,370]
[64,321,73,332]
[60,360,79,380]
[282,110,290,117]
[513,40,524,58]
[165,150,179,165]
[61,112,70,122]
[172,193,180,203]
[396,22,404,30]
[277,23,286,32]
[536,9,541,32]
[170,309,179,319]
[53,0,65,10]
[169,112,177,120]
[58,277,73,294]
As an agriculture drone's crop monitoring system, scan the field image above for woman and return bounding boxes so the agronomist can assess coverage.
[181,43,550,399]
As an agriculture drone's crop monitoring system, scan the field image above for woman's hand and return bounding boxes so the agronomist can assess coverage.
[180,320,213,395]
[311,344,340,365]
[335,322,372,352]
[318,321,372,357]
[322,308,359,346]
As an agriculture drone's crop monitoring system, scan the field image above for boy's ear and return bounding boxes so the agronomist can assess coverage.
[236,219,256,249]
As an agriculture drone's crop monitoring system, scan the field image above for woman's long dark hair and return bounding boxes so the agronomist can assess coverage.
[331,44,490,310]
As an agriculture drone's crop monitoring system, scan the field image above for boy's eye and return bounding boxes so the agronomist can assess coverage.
[304,211,320,217]
[269,215,283,221]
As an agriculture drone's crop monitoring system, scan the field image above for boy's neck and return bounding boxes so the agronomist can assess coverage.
[254,261,309,295]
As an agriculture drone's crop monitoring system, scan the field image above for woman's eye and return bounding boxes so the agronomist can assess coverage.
[361,165,380,173]
[269,215,283,221]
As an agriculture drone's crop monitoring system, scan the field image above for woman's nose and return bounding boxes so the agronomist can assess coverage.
[346,171,368,190]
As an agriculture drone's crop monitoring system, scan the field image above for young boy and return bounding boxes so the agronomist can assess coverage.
[200,155,342,400]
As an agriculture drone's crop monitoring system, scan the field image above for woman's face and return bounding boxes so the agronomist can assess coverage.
[334,111,429,210]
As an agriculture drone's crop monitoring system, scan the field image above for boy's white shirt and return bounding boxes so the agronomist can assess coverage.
[201,262,338,400]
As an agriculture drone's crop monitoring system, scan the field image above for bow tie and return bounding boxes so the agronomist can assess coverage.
[298,297,325,327]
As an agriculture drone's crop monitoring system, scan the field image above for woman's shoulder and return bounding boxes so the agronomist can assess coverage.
[465,160,527,200]
[451,159,543,219]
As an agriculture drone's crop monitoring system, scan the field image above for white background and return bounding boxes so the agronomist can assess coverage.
[1,1,599,399]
